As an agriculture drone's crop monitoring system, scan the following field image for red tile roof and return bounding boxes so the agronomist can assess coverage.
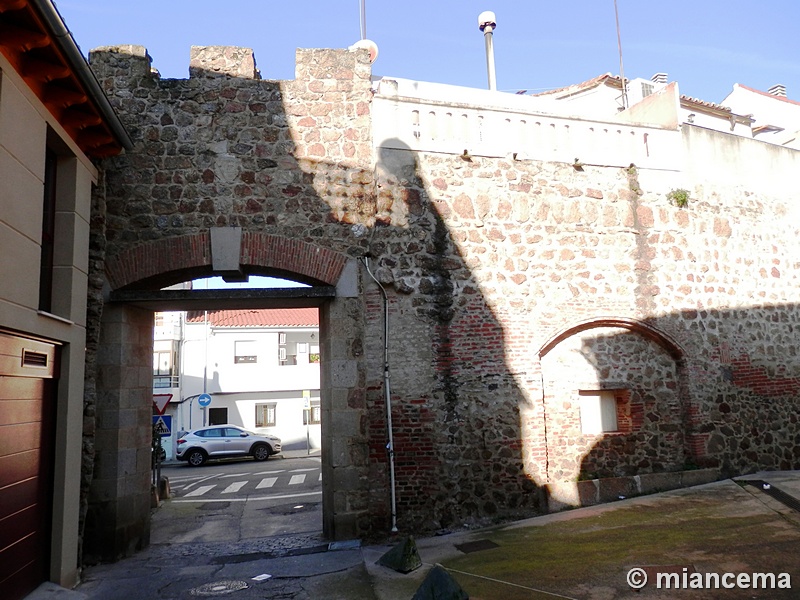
[186,308,319,327]
[734,83,800,107]
[532,73,622,97]
[534,73,739,115]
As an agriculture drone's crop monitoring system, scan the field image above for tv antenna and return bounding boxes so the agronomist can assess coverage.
[351,0,378,63]
[614,0,629,109]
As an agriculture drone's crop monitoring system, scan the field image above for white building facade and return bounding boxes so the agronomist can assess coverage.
[153,308,321,459]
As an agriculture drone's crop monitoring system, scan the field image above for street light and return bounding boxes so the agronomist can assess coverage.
[478,11,497,91]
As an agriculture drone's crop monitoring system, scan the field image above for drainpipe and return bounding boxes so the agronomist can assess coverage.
[361,257,398,533]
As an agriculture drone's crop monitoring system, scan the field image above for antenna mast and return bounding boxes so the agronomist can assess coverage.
[350,0,379,64]
[614,0,629,109]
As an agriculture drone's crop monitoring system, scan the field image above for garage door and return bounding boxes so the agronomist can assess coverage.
[0,333,58,600]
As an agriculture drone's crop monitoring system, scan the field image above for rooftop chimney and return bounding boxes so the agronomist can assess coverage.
[768,84,787,97]
[651,73,668,85]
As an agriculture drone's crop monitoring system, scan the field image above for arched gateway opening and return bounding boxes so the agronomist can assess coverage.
[82,231,366,561]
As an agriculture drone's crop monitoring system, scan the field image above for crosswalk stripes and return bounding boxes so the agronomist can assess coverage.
[184,485,216,497]
[222,481,247,494]
[175,470,319,498]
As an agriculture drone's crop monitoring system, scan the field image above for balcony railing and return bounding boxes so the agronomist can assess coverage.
[153,375,180,389]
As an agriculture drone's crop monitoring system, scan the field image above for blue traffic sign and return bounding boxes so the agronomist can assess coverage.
[198,393,212,407]
[152,415,172,437]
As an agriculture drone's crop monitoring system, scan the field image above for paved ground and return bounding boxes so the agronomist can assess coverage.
[27,466,800,599]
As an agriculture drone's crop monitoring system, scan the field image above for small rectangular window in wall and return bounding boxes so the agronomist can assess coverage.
[579,390,619,435]
[234,340,257,363]
[303,400,321,425]
[255,403,277,427]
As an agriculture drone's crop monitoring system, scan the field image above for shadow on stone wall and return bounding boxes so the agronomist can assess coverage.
[370,139,543,531]
[84,44,800,559]
[571,307,800,488]
[582,304,800,477]
[83,45,546,559]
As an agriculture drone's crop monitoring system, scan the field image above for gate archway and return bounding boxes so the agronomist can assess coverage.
[82,231,368,561]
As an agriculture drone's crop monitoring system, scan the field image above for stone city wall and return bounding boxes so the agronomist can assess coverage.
[83,43,800,548]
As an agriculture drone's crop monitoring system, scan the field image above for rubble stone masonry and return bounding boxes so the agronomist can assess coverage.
[84,43,800,549]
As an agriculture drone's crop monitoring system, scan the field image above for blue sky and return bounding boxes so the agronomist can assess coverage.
[56,1,800,104]
[196,276,307,289]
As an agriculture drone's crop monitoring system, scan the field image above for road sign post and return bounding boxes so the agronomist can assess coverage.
[198,393,212,427]
[303,390,311,456]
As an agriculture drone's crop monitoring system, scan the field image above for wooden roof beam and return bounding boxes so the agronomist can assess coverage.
[21,54,70,82]
[0,0,28,13]
[0,21,49,50]
[61,106,103,130]
[77,126,115,149]
[43,83,88,109]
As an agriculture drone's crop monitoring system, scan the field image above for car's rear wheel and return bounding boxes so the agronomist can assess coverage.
[252,444,271,461]
[186,449,207,466]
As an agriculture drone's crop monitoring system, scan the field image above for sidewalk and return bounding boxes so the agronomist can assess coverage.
[27,470,800,599]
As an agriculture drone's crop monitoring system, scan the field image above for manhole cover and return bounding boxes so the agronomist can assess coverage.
[189,580,249,596]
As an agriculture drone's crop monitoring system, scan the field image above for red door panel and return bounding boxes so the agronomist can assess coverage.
[0,333,57,600]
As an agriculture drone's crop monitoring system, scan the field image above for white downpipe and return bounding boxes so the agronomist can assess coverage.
[362,257,398,532]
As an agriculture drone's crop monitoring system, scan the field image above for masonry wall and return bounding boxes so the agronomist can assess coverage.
[84,43,800,548]
[83,304,153,562]
[391,147,800,474]
[85,44,381,550]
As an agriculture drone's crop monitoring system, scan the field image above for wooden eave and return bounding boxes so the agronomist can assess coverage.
[0,0,125,158]
[680,96,755,125]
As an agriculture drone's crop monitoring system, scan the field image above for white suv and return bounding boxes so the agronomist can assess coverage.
[176,424,281,466]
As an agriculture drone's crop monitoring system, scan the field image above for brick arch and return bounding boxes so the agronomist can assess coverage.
[105,232,348,290]
[537,317,685,361]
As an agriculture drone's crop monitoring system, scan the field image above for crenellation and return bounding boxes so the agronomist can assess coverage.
[188,45,260,79]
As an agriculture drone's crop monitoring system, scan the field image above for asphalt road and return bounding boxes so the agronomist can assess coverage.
[164,455,322,504]
[153,455,324,542]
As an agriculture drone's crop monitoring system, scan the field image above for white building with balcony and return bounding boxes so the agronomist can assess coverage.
[153,307,321,458]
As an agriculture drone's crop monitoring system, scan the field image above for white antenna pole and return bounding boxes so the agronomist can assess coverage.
[614,0,628,109]
[360,0,367,40]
